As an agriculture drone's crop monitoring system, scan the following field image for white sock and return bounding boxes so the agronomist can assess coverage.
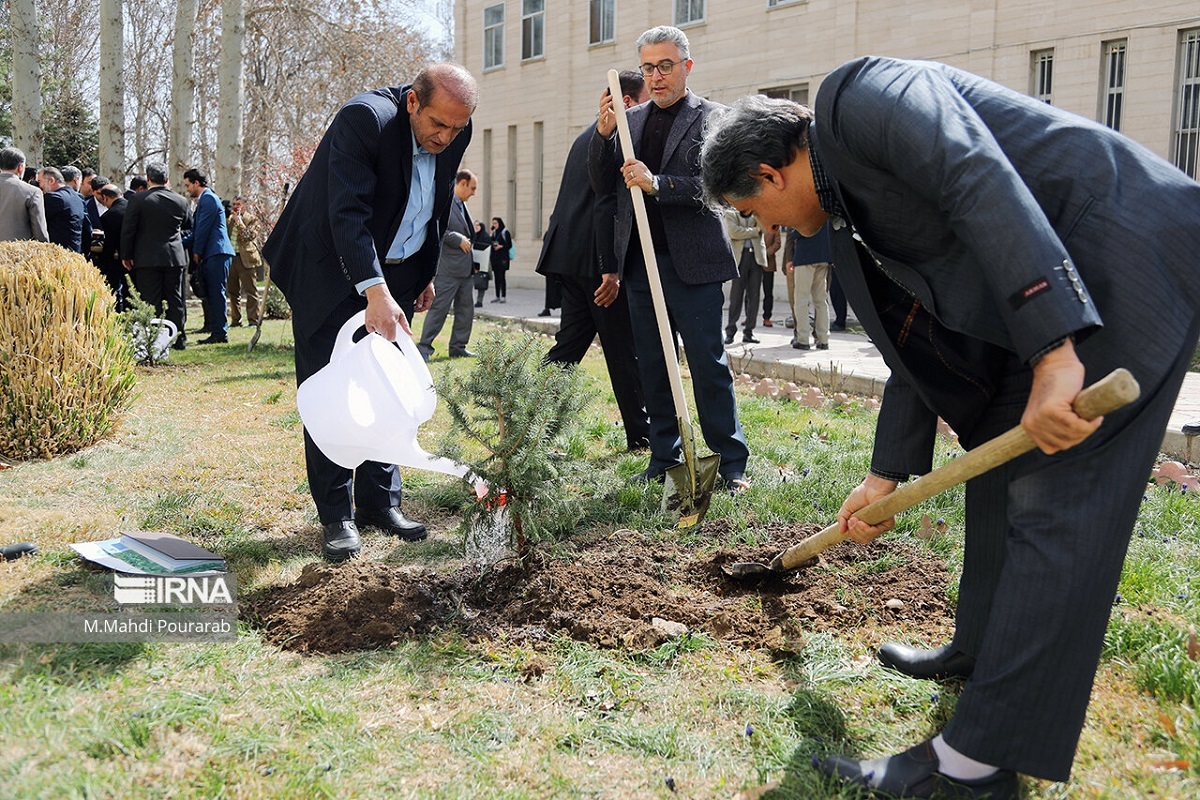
[932,734,999,781]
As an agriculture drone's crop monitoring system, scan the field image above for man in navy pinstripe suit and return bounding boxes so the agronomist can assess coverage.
[264,64,476,563]
[702,58,1200,798]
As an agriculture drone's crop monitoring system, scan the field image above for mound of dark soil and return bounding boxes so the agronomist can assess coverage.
[244,524,954,655]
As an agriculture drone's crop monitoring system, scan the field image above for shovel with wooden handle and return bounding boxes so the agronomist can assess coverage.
[606,69,722,528]
[248,182,288,353]
[724,367,1140,579]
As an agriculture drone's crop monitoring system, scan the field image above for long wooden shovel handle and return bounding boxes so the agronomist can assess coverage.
[605,69,695,440]
[771,368,1140,571]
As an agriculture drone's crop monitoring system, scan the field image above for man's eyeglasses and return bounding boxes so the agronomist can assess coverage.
[638,60,682,77]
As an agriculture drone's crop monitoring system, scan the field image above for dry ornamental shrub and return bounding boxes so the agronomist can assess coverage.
[0,242,136,460]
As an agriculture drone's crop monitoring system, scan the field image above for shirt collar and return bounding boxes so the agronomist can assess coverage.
[412,129,432,157]
[807,136,843,220]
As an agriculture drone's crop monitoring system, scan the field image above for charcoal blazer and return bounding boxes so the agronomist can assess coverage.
[44,186,86,253]
[537,123,616,279]
[812,56,1200,781]
[588,91,736,283]
[120,186,190,268]
[814,56,1200,474]
[436,196,475,279]
[264,85,472,338]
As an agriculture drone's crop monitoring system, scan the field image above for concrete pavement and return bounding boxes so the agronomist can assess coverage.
[470,286,1200,462]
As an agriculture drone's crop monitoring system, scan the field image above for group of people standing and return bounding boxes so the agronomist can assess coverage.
[260,21,1200,800]
[0,146,264,350]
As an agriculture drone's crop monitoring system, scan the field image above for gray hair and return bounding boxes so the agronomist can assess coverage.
[0,147,25,171]
[39,166,65,184]
[60,165,81,183]
[636,25,689,60]
[145,163,168,185]
[700,94,815,208]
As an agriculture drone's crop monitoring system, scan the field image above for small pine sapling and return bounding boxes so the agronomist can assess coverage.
[436,330,593,561]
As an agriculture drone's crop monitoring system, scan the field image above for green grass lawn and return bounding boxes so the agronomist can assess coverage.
[0,314,1197,799]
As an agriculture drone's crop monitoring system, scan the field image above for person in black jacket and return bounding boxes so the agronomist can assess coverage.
[488,217,511,302]
[262,64,477,563]
[95,185,128,310]
[536,72,650,450]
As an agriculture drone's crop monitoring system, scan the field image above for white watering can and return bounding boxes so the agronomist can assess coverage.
[296,311,482,491]
[130,318,178,361]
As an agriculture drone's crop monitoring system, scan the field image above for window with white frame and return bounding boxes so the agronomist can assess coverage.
[762,83,810,106]
[767,0,801,7]
[522,0,545,61]
[1172,28,1200,179]
[1101,40,1126,131]
[674,0,705,26]
[1032,49,1054,104]
[483,4,504,70]
[589,0,615,45]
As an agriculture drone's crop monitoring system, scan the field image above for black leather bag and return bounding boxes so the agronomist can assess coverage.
[473,271,490,291]
[189,264,207,299]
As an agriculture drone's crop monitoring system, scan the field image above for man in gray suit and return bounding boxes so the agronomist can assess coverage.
[417,169,479,360]
[0,147,48,243]
[701,58,1200,799]
[589,25,749,489]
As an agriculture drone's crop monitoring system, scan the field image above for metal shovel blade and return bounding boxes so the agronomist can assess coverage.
[663,453,721,529]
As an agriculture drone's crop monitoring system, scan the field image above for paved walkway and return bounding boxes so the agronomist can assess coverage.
[473,286,1200,461]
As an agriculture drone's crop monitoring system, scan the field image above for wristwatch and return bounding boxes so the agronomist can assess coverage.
[649,175,660,197]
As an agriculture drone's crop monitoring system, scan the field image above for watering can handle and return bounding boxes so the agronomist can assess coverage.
[331,311,369,361]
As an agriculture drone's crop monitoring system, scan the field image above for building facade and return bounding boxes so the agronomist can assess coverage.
[454,1,1200,288]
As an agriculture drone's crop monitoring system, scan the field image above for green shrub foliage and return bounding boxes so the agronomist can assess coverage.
[0,242,136,460]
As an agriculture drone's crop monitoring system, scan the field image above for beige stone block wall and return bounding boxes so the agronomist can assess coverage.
[455,1,1199,289]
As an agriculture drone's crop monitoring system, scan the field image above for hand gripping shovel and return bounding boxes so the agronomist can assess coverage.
[725,368,1140,579]
[606,69,721,529]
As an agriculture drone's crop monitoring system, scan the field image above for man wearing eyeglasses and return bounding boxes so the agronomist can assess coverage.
[588,25,749,492]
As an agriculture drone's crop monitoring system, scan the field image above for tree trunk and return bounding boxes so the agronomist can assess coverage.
[11,0,44,166]
[170,0,197,187]
[216,0,246,197]
[99,0,126,183]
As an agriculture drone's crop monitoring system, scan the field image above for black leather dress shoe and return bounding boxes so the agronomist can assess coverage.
[818,739,1018,799]
[723,332,735,345]
[355,507,428,541]
[449,349,476,358]
[878,642,976,680]
[630,466,670,484]
[742,333,760,344]
[197,335,228,344]
[322,521,361,562]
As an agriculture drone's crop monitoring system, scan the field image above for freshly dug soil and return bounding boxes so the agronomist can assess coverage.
[244,524,955,655]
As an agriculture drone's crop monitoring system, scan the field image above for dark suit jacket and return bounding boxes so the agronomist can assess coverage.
[537,123,616,279]
[588,91,736,284]
[98,197,127,275]
[121,186,191,268]
[813,57,1200,475]
[44,187,86,253]
[263,85,472,337]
